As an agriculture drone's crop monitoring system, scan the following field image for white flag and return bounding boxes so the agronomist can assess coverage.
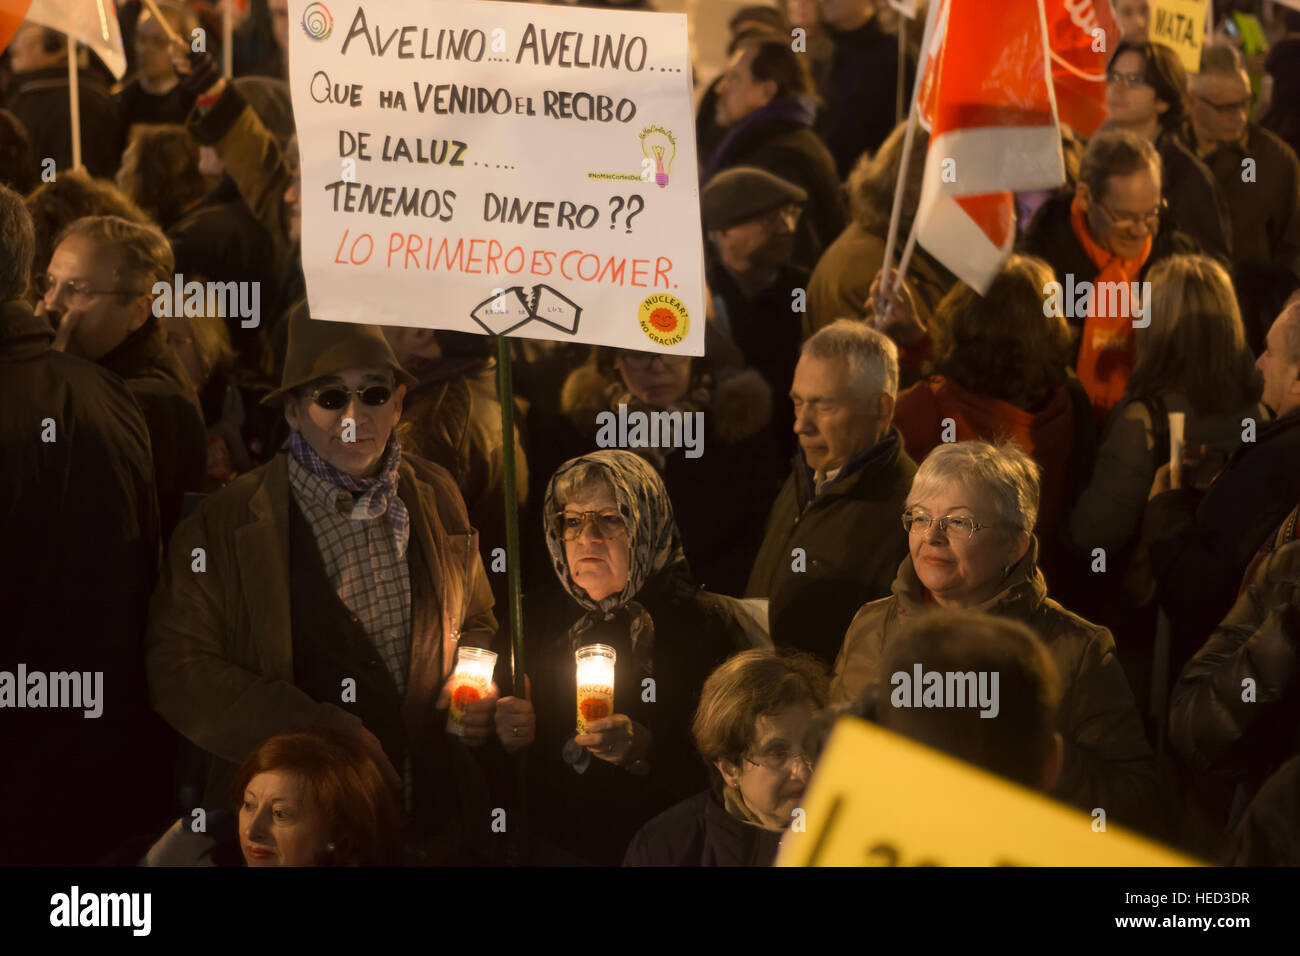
[26,0,126,79]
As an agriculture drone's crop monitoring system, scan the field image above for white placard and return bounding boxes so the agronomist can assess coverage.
[289,0,704,354]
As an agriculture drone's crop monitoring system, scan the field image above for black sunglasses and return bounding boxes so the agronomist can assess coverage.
[308,384,394,411]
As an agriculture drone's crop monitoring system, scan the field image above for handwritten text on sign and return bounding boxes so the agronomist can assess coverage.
[776,718,1200,866]
[289,0,703,354]
[1151,0,1209,74]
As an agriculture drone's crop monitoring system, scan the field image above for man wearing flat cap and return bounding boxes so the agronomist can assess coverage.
[704,166,811,455]
[146,308,500,863]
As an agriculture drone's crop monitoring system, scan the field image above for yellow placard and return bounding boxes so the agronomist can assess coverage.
[776,718,1202,867]
[1151,0,1210,74]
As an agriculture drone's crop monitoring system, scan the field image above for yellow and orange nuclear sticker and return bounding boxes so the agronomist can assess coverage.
[777,717,1203,867]
[637,293,690,348]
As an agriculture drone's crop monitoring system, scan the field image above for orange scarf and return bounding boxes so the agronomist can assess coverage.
[1069,196,1151,425]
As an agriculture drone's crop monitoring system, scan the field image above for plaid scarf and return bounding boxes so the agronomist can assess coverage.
[289,430,410,555]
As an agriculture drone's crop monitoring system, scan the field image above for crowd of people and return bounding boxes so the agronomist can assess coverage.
[3,0,1300,868]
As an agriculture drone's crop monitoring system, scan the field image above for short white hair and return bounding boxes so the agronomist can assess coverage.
[801,319,899,398]
[907,440,1041,533]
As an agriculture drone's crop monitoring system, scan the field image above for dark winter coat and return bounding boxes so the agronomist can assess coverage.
[1223,756,1300,866]
[145,450,498,860]
[624,788,784,866]
[819,14,910,178]
[1017,193,1201,339]
[1169,527,1300,783]
[830,538,1159,831]
[1144,408,1300,677]
[1156,129,1233,264]
[98,315,207,546]
[703,97,847,270]
[7,66,123,179]
[0,299,169,865]
[525,564,745,866]
[746,430,916,666]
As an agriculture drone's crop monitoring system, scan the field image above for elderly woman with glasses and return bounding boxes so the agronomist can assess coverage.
[494,449,750,865]
[829,440,1159,833]
[553,346,785,595]
[624,648,828,867]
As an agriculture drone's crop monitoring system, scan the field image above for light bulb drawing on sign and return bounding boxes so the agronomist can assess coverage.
[470,285,583,338]
[639,126,676,188]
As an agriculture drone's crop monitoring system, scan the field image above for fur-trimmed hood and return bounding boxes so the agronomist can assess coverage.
[560,362,773,447]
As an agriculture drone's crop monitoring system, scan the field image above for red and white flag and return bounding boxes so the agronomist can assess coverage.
[913,0,1066,294]
[1044,0,1119,137]
[0,0,126,79]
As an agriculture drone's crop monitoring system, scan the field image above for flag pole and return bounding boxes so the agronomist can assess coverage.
[67,35,81,170]
[878,1,938,316]
[896,16,906,125]
[494,336,524,692]
[223,0,233,78]
[141,0,186,46]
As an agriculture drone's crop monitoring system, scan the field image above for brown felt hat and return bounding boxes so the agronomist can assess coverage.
[262,300,417,406]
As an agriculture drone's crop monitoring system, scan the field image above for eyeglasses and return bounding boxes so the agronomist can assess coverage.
[553,510,627,541]
[1194,94,1251,116]
[35,274,138,307]
[308,384,394,411]
[901,511,1006,540]
[1094,197,1166,232]
[1106,70,1148,90]
[618,351,691,371]
[757,203,802,231]
[744,747,814,773]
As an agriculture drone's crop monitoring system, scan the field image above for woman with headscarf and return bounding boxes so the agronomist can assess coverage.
[495,450,750,865]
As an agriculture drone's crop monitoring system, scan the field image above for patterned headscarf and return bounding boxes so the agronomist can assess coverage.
[543,450,687,659]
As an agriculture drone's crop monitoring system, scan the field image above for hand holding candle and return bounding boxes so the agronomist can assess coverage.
[445,646,498,743]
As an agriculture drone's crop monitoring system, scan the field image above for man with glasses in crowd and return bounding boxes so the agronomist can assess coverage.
[146,307,502,863]
[38,214,206,541]
[1184,43,1300,280]
[1102,39,1232,263]
[1020,129,1198,422]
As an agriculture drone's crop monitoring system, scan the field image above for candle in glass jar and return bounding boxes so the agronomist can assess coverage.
[446,646,497,736]
[575,644,616,734]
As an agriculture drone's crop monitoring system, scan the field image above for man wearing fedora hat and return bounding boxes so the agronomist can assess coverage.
[146,307,500,863]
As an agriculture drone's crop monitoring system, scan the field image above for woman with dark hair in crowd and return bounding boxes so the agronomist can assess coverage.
[1102,38,1233,261]
[555,348,785,595]
[1065,254,1261,576]
[493,450,753,865]
[116,124,209,230]
[145,728,403,866]
[625,648,828,866]
[890,254,1093,568]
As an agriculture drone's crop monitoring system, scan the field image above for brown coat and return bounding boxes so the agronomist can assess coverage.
[830,540,1158,830]
[145,450,496,807]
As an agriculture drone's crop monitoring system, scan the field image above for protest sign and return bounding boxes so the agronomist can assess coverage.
[289,0,704,354]
[776,718,1201,866]
[1151,0,1210,73]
